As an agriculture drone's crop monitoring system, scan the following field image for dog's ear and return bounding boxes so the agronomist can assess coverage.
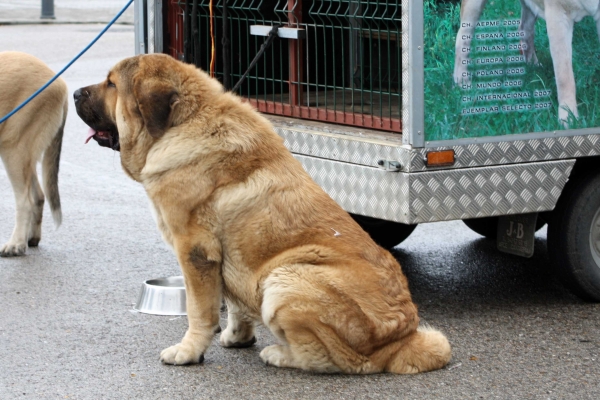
[133,78,180,138]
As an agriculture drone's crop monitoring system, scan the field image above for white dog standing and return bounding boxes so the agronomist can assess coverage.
[0,52,67,256]
[454,0,600,122]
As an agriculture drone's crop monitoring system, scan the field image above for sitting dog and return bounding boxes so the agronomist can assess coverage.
[454,0,600,122]
[0,52,67,257]
[74,54,451,374]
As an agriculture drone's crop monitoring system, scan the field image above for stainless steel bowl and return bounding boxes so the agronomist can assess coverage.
[134,276,187,315]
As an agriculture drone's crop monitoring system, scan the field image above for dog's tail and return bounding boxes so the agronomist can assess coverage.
[42,100,67,228]
[384,325,451,374]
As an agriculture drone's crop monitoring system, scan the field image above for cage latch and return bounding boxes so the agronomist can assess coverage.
[377,160,401,172]
[250,25,306,40]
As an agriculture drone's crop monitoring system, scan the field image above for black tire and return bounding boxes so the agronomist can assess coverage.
[350,214,417,250]
[463,216,546,240]
[548,170,600,302]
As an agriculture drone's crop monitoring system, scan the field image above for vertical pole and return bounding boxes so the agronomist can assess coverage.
[223,0,231,90]
[183,0,190,62]
[40,0,55,19]
[147,0,155,53]
[288,0,304,107]
[408,0,424,147]
[155,0,164,54]
[134,0,146,55]
[191,0,200,68]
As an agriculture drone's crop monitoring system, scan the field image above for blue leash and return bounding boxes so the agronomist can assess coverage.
[0,0,134,125]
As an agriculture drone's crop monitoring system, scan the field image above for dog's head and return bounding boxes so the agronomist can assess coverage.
[74,54,218,180]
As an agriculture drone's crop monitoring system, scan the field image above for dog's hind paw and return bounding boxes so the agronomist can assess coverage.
[260,345,292,368]
[160,343,204,365]
[0,242,27,257]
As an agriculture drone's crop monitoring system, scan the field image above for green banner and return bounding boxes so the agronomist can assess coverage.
[424,0,600,142]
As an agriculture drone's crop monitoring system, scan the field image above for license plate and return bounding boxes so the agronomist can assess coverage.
[497,213,538,258]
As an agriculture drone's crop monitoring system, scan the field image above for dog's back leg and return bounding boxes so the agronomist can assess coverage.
[454,0,487,85]
[519,1,538,64]
[260,269,380,374]
[0,151,37,257]
[545,7,578,122]
[261,304,451,374]
[26,172,45,247]
[260,325,351,373]
[41,103,66,229]
[260,306,377,374]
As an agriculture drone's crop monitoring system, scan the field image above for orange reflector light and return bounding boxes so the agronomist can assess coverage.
[425,150,455,167]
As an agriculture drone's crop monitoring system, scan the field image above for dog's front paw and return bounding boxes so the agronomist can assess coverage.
[160,343,204,365]
[220,328,256,348]
[0,241,27,257]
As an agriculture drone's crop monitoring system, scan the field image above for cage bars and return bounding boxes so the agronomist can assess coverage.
[168,0,401,132]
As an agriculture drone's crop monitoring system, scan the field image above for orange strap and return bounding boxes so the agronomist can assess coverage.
[209,0,216,77]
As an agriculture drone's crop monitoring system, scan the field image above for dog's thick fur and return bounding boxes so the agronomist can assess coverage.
[454,0,600,122]
[74,54,451,374]
[0,51,66,257]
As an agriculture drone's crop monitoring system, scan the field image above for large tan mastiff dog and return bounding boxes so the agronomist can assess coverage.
[73,53,451,374]
[454,0,600,122]
[0,52,66,257]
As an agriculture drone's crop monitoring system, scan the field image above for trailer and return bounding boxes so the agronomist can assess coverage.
[133,0,600,301]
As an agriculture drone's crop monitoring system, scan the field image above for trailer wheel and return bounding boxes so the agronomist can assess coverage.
[463,216,546,240]
[548,170,600,302]
[350,214,417,250]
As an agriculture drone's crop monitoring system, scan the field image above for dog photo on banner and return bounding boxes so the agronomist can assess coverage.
[424,0,600,141]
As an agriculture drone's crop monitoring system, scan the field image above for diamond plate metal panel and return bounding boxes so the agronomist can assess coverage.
[294,155,411,223]
[277,127,403,168]
[294,155,574,224]
[410,134,600,171]
[406,160,573,222]
[275,125,599,173]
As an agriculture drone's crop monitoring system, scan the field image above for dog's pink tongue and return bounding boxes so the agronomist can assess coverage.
[85,127,96,144]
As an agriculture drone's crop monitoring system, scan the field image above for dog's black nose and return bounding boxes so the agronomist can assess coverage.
[73,89,82,102]
[73,88,87,103]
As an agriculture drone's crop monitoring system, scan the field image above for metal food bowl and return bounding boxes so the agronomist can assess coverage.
[134,276,187,315]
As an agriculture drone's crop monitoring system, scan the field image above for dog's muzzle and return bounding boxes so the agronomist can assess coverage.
[73,88,121,151]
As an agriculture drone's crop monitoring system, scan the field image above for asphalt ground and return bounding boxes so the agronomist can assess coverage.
[0,23,599,400]
[0,1,134,25]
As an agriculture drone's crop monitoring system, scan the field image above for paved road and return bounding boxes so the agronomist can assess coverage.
[1,24,599,400]
[0,0,134,24]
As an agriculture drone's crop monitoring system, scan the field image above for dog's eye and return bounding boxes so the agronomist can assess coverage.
[107,81,116,88]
